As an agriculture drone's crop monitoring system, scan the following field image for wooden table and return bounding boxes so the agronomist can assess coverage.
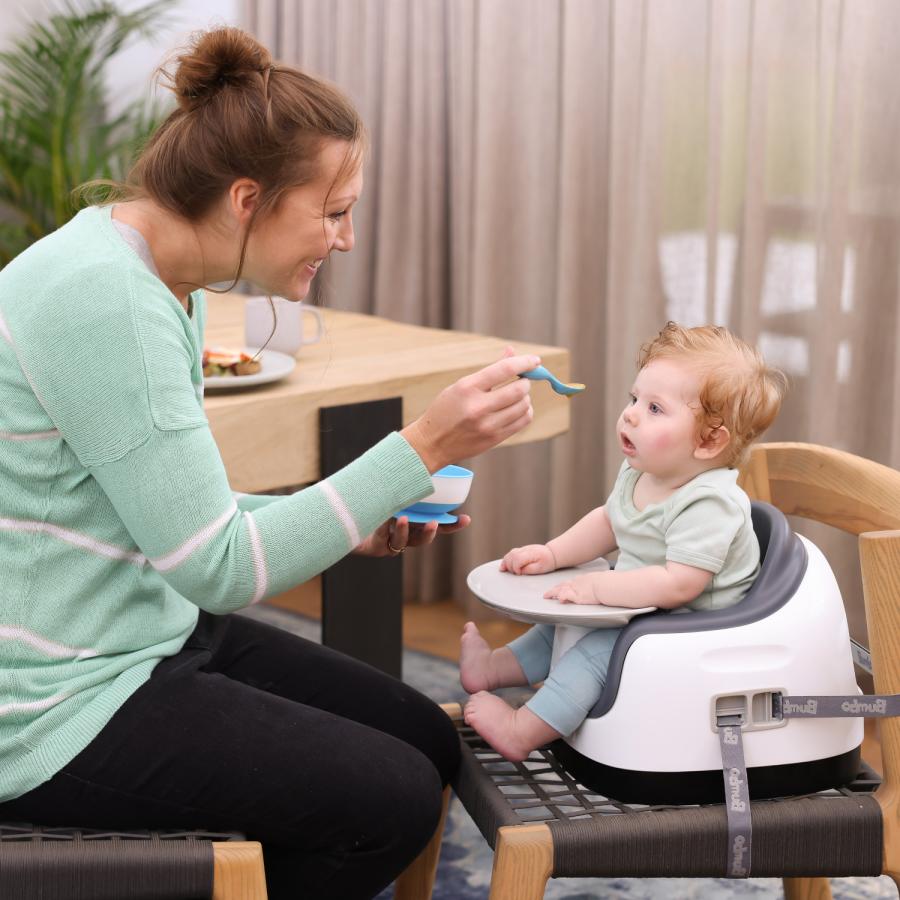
[203,294,571,675]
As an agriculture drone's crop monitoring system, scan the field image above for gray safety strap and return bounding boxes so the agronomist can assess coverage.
[716,714,752,878]
[716,691,900,879]
[775,693,900,718]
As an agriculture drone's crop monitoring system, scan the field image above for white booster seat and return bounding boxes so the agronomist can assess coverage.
[548,502,863,804]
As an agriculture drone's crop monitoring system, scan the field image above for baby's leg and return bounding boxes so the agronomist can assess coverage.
[524,626,622,738]
[459,622,552,694]
[463,692,561,762]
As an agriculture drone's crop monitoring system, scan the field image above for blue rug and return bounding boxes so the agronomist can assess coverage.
[241,606,897,900]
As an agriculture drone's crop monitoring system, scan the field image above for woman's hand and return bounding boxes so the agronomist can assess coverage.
[400,348,539,473]
[354,514,472,558]
[500,544,556,575]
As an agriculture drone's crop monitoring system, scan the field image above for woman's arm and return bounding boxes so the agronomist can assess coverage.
[89,426,433,613]
[233,492,283,512]
[23,264,541,614]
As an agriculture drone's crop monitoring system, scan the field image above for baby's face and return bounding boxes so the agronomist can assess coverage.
[616,358,704,479]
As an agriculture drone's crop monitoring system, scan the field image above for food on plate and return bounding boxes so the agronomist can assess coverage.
[203,347,262,377]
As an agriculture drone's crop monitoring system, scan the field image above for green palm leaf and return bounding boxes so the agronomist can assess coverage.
[0,0,176,266]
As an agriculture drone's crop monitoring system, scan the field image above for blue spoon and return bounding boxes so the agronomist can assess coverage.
[520,365,586,396]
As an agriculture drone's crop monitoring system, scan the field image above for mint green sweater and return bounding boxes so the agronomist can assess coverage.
[0,206,433,801]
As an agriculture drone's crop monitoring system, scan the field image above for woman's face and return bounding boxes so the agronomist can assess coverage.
[241,140,363,301]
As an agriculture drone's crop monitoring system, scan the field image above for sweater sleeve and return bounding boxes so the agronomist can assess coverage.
[15,263,433,612]
[87,426,432,611]
[233,492,284,512]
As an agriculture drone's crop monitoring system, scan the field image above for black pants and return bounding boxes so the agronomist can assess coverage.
[0,612,460,900]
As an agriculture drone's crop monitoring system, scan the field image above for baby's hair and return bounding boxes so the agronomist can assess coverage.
[638,322,787,468]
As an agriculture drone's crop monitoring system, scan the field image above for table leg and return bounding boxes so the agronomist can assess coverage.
[320,398,404,678]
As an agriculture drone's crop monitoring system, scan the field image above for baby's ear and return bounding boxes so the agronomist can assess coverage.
[694,424,731,461]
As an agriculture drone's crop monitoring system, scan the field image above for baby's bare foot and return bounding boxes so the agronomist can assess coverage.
[459,621,497,694]
[463,691,561,762]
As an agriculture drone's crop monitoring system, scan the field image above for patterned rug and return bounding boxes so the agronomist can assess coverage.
[240,605,897,900]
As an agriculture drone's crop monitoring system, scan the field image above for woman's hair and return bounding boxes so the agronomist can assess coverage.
[82,27,366,288]
[638,322,787,468]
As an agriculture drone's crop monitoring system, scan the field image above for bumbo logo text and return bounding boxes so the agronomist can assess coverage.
[840,698,886,714]
[728,767,746,812]
[782,698,817,715]
[731,834,748,876]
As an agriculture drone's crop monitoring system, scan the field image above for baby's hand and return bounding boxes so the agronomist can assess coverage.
[500,544,556,575]
[544,573,603,605]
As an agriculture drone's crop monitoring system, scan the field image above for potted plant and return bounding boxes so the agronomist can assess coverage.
[0,0,174,266]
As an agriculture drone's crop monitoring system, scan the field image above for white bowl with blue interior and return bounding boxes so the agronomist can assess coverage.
[395,464,473,524]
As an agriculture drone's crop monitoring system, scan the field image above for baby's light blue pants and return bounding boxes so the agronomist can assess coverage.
[507,623,623,736]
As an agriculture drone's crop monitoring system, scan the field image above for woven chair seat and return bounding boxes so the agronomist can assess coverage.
[0,824,246,900]
[452,720,884,880]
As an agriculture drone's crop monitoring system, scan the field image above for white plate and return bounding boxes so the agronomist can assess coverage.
[203,348,296,391]
[466,558,657,628]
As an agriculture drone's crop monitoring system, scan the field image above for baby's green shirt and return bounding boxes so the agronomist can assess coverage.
[605,461,760,610]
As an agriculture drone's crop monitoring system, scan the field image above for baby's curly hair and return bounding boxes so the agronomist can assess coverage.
[638,322,787,468]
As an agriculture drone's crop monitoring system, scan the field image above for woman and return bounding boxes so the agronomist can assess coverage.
[0,27,537,899]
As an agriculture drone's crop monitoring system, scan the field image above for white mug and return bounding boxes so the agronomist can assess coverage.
[244,296,324,356]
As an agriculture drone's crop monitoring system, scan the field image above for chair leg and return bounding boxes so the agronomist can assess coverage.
[440,701,464,721]
[782,877,833,900]
[393,786,451,900]
[488,823,553,900]
[875,778,900,897]
[212,841,268,899]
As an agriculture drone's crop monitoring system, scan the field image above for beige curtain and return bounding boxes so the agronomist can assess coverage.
[243,1,900,637]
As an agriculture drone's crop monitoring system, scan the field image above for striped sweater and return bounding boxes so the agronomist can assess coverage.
[0,205,433,801]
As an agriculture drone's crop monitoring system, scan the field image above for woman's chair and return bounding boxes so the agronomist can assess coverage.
[0,826,267,899]
[404,442,900,899]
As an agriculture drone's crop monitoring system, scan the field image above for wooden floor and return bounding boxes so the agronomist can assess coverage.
[265,584,883,774]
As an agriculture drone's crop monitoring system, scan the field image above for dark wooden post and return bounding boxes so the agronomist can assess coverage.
[319,398,404,677]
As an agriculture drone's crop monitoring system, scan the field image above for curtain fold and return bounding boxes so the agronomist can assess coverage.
[243,0,900,632]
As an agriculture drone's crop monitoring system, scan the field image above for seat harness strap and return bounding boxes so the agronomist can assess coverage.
[716,713,752,878]
[774,693,900,719]
[716,692,900,878]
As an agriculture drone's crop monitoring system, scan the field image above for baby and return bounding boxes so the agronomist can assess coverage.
[460,322,786,761]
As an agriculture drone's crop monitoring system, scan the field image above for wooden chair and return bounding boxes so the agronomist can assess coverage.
[0,779,450,900]
[402,442,900,899]
[0,826,267,899]
[394,787,452,899]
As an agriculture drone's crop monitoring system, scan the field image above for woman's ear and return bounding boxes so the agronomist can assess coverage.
[695,424,731,461]
[227,178,263,226]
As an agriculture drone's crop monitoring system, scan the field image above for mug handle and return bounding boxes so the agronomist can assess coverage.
[299,305,324,345]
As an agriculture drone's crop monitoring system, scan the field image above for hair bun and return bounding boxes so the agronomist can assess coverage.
[172,27,273,111]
